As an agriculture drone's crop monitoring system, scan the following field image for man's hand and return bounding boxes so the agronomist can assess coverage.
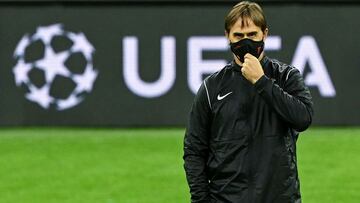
[241,53,264,84]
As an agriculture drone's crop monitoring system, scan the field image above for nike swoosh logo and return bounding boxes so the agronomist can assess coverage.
[217,92,233,100]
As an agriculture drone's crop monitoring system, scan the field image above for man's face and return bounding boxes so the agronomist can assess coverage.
[226,18,267,43]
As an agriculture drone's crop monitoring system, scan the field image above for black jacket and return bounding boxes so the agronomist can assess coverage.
[183,56,313,203]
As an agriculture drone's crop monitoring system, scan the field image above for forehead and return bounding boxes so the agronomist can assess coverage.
[230,17,262,33]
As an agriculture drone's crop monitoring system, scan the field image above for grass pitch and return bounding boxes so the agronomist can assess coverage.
[0,127,359,202]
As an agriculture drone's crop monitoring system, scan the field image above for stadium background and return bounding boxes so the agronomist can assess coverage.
[1,0,360,126]
[0,0,359,202]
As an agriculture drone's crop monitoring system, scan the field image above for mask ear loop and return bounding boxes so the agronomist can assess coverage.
[235,55,242,62]
[258,37,265,56]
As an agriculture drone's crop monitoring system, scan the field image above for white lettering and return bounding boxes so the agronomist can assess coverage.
[265,35,282,51]
[187,36,228,94]
[122,35,335,98]
[291,36,336,97]
[123,36,176,98]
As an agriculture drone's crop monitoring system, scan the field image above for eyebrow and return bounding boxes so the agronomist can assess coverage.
[233,31,258,36]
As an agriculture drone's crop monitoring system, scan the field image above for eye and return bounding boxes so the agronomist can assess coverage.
[233,33,244,39]
[248,32,257,37]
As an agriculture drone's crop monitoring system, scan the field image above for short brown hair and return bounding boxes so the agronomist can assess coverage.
[225,1,267,33]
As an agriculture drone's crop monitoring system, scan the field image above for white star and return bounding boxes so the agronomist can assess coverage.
[35,46,70,83]
[13,59,32,86]
[68,32,95,60]
[33,24,63,45]
[57,94,83,110]
[14,34,30,57]
[73,64,98,93]
[26,85,54,109]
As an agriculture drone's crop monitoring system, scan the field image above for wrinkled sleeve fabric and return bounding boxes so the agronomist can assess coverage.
[254,68,314,132]
[183,81,212,203]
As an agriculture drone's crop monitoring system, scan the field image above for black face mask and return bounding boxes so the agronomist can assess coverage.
[230,38,264,63]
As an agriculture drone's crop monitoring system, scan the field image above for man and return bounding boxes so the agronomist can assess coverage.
[183,1,313,203]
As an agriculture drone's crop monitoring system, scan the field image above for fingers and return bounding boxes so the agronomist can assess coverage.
[241,63,248,77]
[242,58,250,72]
[242,53,262,81]
[244,53,256,64]
[241,67,246,78]
[244,53,256,59]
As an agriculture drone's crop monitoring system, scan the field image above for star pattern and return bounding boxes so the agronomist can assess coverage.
[68,32,94,60]
[14,35,30,57]
[13,59,32,86]
[33,24,63,45]
[57,94,83,110]
[73,64,98,93]
[35,46,70,83]
[25,85,54,109]
[13,23,98,111]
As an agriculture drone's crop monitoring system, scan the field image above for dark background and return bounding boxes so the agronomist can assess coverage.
[0,0,359,126]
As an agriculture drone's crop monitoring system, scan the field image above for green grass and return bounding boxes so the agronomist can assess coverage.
[0,127,359,202]
[297,128,360,202]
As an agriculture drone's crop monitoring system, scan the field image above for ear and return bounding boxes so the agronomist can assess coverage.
[225,30,230,43]
[263,28,269,41]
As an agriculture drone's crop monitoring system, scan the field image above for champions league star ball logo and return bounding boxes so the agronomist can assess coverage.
[12,24,98,110]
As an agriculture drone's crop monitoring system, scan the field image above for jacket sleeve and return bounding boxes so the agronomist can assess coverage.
[183,81,211,203]
[254,68,314,132]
